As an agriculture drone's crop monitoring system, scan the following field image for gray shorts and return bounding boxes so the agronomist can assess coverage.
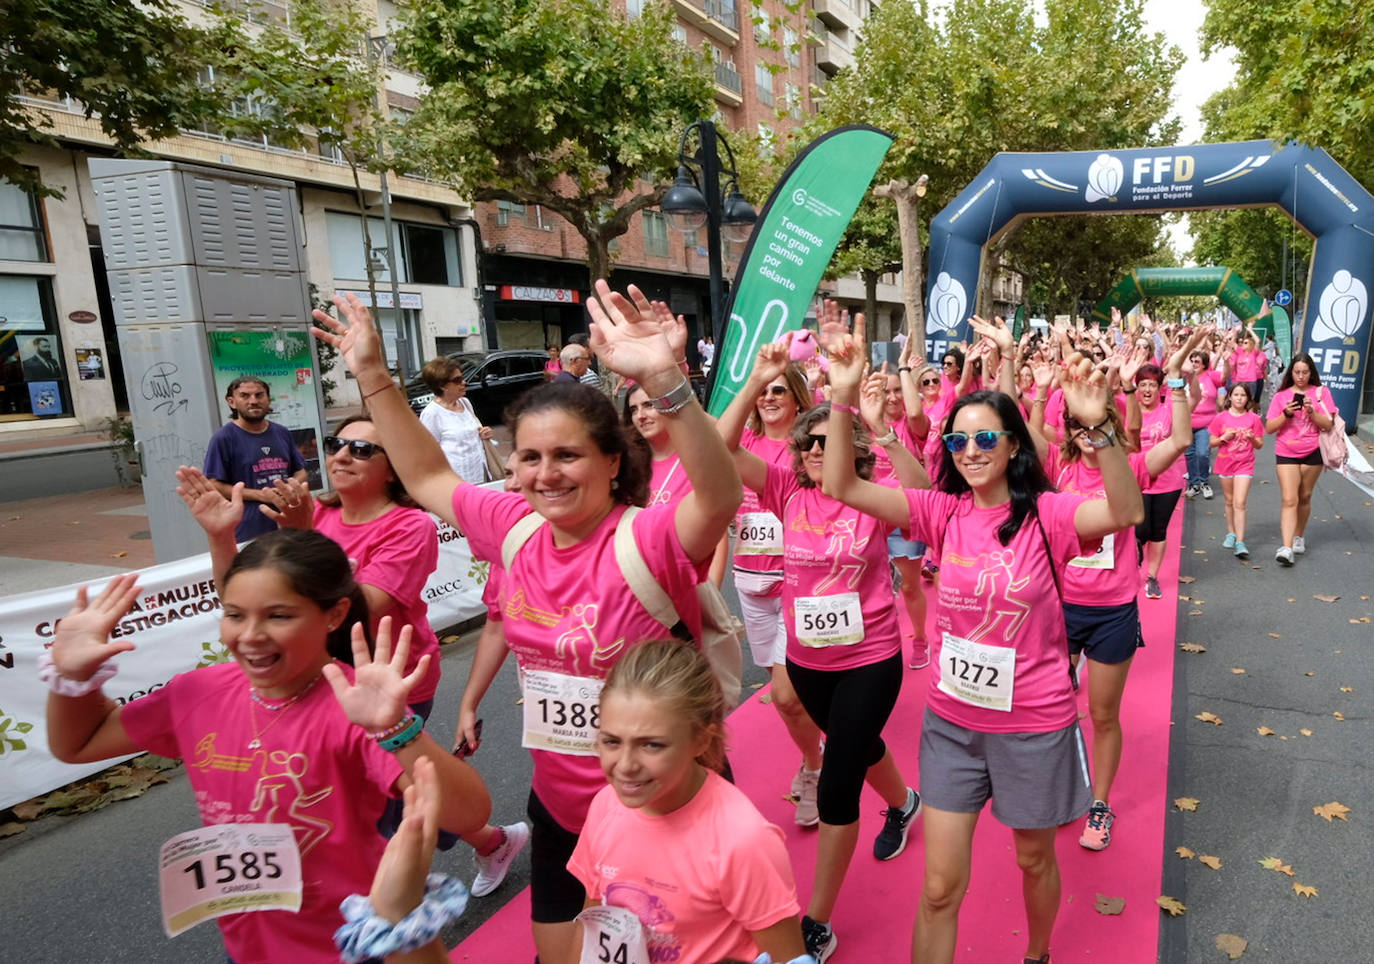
[918,708,1092,829]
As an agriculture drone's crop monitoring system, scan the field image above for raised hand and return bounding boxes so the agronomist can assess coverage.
[1167,325,1209,375]
[969,315,1014,356]
[312,293,387,381]
[649,300,690,365]
[324,617,430,733]
[802,354,825,389]
[751,336,794,388]
[859,369,887,433]
[50,574,141,681]
[819,300,867,396]
[1032,359,1057,393]
[175,465,244,538]
[1059,352,1110,426]
[369,756,441,923]
[1120,341,1149,385]
[585,281,677,388]
[262,477,314,530]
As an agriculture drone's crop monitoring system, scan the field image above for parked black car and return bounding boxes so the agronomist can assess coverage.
[405,349,548,425]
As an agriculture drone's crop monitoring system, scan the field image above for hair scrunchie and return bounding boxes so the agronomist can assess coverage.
[334,874,469,963]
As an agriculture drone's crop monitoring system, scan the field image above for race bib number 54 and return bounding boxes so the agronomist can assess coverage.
[522,670,604,756]
[158,823,302,937]
[577,905,650,964]
[937,633,1016,713]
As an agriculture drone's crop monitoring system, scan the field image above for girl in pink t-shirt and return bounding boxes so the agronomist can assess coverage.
[1043,370,1188,855]
[715,355,825,828]
[313,283,740,964]
[1264,353,1338,565]
[1184,350,1228,498]
[1128,327,1207,600]
[823,313,1144,964]
[1209,383,1265,558]
[570,640,806,964]
[44,530,491,964]
[724,331,921,961]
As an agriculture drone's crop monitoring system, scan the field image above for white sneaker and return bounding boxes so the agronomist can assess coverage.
[1275,546,1295,567]
[471,822,530,897]
[1293,536,1306,554]
[1185,484,1200,499]
[1201,483,1214,500]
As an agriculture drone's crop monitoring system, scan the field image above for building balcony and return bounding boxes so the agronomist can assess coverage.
[811,0,847,30]
[815,32,853,74]
[670,0,740,46]
[714,62,743,105]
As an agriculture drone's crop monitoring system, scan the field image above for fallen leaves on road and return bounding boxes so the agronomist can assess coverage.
[1216,934,1248,959]
[1178,575,1196,584]
[1174,797,1200,812]
[1176,846,1196,859]
[1189,609,1204,616]
[1199,854,1223,870]
[1305,671,1315,677]
[1157,895,1187,916]
[1293,883,1319,899]
[1269,633,1282,638]
[1313,801,1350,822]
[1258,857,1295,877]
[759,693,773,704]
[1340,686,1354,693]
[1195,711,1224,726]
[1094,894,1126,916]
[1257,726,1275,736]
[1180,642,1207,653]
[1300,728,1314,737]
[0,822,25,838]
[1231,668,1246,675]
[1333,711,1346,721]
[1313,594,1340,603]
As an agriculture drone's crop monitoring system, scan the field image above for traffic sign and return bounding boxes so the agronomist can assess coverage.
[1274,289,1293,307]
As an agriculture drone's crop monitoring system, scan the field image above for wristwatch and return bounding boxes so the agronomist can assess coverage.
[649,376,696,414]
[874,430,900,446]
[1083,416,1117,449]
[1166,377,1185,389]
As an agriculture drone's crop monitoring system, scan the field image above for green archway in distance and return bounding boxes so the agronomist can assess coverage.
[1090,266,1292,362]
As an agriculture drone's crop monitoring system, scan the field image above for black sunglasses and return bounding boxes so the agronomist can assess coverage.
[803,433,828,451]
[919,377,941,386]
[323,436,386,459]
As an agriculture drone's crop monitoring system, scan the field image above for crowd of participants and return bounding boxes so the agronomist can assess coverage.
[38,280,1340,964]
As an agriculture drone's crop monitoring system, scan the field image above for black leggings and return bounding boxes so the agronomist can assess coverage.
[1136,489,1182,546]
[786,654,903,825]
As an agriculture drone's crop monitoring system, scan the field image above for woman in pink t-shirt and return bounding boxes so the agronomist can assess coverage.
[1209,383,1266,558]
[823,316,1144,964]
[1264,353,1337,565]
[1127,327,1207,600]
[45,529,491,964]
[716,353,825,827]
[1184,348,1229,499]
[313,283,740,964]
[570,640,807,964]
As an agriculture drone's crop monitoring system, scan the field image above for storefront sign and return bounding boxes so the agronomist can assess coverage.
[336,289,424,310]
[68,310,98,324]
[499,285,582,304]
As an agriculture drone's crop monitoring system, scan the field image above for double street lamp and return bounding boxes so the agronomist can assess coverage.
[661,120,757,377]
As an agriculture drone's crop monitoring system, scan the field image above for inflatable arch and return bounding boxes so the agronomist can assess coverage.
[1091,266,1293,366]
[925,140,1374,422]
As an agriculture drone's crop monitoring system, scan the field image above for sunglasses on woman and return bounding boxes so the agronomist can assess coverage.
[942,430,1012,453]
[919,377,941,387]
[323,436,387,459]
[758,385,790,398]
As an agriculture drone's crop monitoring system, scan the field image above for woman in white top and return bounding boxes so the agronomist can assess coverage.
[419,356,494,483]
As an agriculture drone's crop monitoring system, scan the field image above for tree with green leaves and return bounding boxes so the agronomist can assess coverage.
[393,0,714,284]
[0,0,225,194]
[814,0,1180,328]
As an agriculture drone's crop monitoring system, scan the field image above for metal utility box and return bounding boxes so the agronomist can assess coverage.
[89,159,325,562]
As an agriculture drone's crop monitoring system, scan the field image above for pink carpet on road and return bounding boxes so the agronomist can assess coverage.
[453,515,1183,963]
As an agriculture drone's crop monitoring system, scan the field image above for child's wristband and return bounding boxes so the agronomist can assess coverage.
[335,874,469,963]
[374,712,423,752]
[38,651,117,697]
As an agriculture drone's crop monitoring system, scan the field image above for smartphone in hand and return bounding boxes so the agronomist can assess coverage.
[454,718,484,758]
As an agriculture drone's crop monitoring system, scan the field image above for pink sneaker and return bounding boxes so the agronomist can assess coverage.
[1078,800,1114,851]
[908,638,929,669]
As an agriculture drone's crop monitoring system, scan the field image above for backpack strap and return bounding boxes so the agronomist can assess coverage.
[613,507,693,642]
[500,511,547,571]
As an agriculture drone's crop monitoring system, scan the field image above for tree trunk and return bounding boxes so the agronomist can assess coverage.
[874,179,926,355]
[862,268,880,338]
[584,228,613,291]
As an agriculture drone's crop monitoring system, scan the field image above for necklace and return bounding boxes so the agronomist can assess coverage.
[247,674,321,749]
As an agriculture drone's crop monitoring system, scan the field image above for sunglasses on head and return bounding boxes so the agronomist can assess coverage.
[758,385,790,398]
[323,436,386,459]
[943,430,1012,453]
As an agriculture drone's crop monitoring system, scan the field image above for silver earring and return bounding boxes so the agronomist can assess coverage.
[611,479,619,491]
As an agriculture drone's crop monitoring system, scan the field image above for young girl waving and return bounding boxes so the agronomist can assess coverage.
[1210,383,1266,558]
[569,639,808,964]
[44,530,491,964]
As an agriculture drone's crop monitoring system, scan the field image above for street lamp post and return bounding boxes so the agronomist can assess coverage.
[661,120,757,387]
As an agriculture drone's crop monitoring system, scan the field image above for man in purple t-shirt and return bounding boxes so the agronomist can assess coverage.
[202,376,308,542]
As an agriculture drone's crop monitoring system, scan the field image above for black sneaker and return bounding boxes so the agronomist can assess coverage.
[802,915,837,962]
[874,788,921,860]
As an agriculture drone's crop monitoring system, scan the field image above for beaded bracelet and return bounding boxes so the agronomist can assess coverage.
[377,712,424,752]
[38,651,117,697]
[335,874,469,963]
